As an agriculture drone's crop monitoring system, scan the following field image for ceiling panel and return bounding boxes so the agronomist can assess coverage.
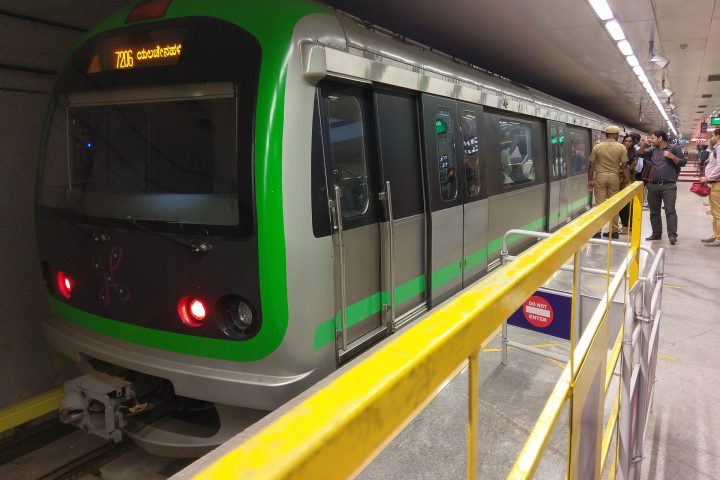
[654,0,715,18]
[2,0,711,135]
[0,1,130,30]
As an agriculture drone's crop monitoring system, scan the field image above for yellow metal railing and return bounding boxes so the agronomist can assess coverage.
[195,182,645,480]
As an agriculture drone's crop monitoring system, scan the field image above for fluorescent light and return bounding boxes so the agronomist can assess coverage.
[618,40,633,56]
[626,55,640,67]
[632,66,643,76]
[605,20,625,40]
[588,0,614,20]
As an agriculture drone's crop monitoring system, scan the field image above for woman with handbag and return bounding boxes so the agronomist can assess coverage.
[699,128,720,247]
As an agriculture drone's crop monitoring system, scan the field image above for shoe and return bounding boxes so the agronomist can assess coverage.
[592,233,602,239]
[701,236,717,243]
[645,234,662,241]
[669,235,677,245]
[602,232,620,239]
[704,240,720,247]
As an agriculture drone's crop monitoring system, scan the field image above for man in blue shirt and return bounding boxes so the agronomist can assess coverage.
[637,130,685,244]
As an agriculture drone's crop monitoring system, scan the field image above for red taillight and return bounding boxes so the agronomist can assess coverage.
[56,272,74,299]
[126,0,172,23]
[177,296,207,327]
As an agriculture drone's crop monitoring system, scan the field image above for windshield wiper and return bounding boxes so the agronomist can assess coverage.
[126,217,213,254]
[45,208,111,243]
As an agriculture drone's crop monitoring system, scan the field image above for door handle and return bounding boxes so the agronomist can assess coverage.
[384,180,396,329]
[333,185,348,351]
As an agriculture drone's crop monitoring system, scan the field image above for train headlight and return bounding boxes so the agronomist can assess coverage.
[177,296,207,327]
[56,271,75,299]
[215,295,259,338]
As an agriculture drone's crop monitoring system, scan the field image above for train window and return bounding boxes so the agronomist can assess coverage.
[498,119,534,186]
[42,90,240,226]
[567,128,590,174]
[436,107,458,201]
[549,124,567,179]
[461,111,481,197]
[326,94,370,218]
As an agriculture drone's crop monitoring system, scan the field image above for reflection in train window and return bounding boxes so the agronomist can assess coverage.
[549,124,567,179]
[461,111,481,197]
[326,94,369,218]
[568,127,589,174]
[498,119,534,185]
[436,107,457,201]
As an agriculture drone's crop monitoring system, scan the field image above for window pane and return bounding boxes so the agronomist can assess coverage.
[499,119,534,185]
[568,128,589,174]
[436,107,457,201]
[41,94,241,226]
[327,95,369,218]
[549,124,567,178]
[461,111,481,197]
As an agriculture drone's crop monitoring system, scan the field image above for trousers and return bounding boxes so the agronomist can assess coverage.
[646,182,677,237]
[710,182,720,239]
[594,173,620,231]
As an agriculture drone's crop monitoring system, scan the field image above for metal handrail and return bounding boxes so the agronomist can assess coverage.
[193,182,645,480]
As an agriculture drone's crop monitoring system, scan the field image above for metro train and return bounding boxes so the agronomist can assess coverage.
[35,0,630,454]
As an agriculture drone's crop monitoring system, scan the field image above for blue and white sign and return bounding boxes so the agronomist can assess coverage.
[507,289,572,340]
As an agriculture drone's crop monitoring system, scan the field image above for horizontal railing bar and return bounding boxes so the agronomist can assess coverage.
[194,183,644,480]
[507,367,572,479]
[505,340,569,363]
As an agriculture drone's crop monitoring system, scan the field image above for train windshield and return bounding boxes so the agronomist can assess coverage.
[37,18,260,235]
[41,85,239,226]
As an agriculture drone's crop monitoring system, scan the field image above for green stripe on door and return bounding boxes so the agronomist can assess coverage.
[313,193,592,350]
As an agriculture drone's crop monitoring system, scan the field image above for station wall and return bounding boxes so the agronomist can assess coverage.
[0,2,130,414]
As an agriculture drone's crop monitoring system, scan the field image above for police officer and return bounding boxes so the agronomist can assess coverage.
[588,125,631,238]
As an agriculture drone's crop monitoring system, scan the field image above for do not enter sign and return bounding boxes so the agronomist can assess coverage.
[508,289,571,340]
[523,295,554,328]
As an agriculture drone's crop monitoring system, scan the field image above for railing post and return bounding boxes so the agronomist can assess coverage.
[467,354,479,480]
[629,188,643,287]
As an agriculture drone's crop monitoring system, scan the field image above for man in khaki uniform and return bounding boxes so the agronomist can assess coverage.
[588,125,631,238]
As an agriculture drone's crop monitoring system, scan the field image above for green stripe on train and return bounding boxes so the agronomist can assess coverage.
[313,194,592,350]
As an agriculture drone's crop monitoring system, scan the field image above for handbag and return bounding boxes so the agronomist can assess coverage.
[690,182,711,197]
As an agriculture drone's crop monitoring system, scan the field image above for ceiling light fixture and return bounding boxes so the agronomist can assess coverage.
[617,40,633,56]
[604,20,626,41]
[649,53,670,69]
[586,1,677,135]
[588,0,614,20]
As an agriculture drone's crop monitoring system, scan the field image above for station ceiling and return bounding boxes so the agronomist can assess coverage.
[1,0,717,138]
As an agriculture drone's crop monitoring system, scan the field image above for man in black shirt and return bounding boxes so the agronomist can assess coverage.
[637,130,684,244]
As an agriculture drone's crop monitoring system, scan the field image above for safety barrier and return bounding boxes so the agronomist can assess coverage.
[193,181,655,479]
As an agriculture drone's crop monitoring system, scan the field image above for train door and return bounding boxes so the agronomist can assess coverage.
[458,103,488,286]
[319,84,384,359]
[374,89,428,331]
[547,121,569,230]
[422,95,465,306]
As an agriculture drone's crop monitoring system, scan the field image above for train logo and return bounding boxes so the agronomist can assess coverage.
[92,246,131,308]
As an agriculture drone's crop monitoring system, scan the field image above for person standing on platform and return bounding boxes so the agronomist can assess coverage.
[618,134,638,234]
[588,125,631,239]
[637,130,684,245]
[700,128,720,247]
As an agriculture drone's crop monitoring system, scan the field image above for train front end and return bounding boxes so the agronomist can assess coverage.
[34,0,328,455]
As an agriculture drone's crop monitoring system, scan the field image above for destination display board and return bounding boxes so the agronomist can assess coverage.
[87,28,185,73]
